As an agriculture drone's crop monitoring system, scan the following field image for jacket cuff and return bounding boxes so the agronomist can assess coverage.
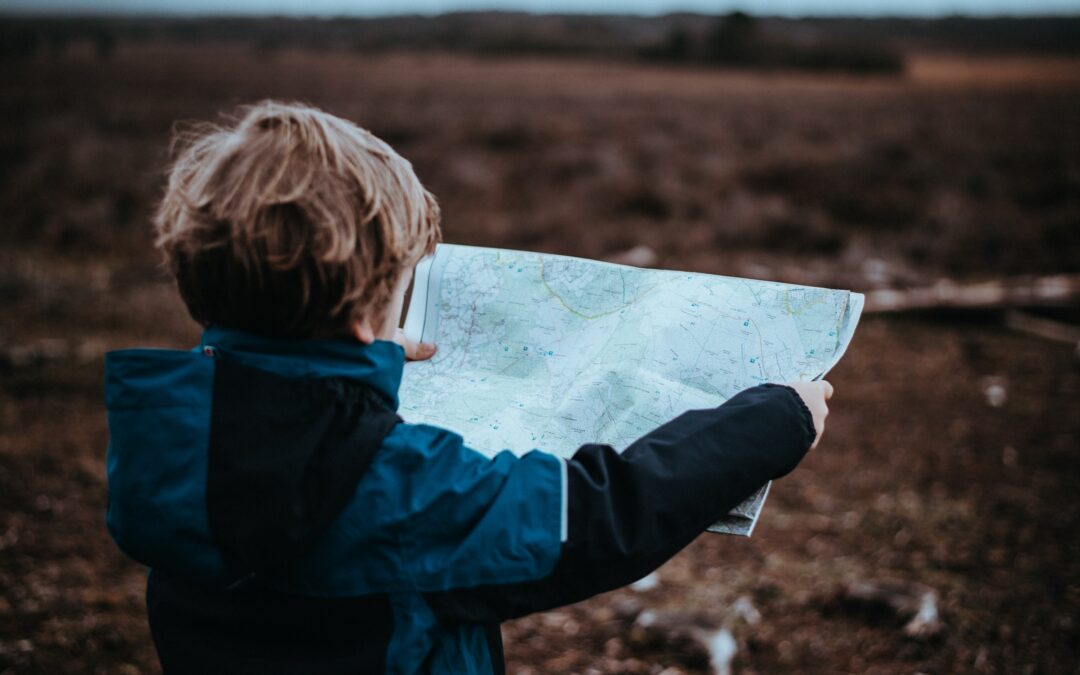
[770,383,818,451]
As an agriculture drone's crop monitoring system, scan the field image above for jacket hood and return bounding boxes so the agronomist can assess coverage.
[195,326,406,409]
[104,328,406,584]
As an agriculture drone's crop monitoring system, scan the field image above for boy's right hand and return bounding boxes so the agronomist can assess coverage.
[783,380,833,450]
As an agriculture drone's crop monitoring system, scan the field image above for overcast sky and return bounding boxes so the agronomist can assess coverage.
[2,0,1077,17]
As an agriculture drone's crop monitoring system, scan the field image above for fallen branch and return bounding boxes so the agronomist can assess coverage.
[1004,310,1080,348]
[864,274,1080,314]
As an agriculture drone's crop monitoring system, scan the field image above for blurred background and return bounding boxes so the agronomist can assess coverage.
[1,1,1078,673]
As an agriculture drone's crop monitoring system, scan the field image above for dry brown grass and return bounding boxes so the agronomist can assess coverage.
[1,44,1078,674]
[908,54,1080,88]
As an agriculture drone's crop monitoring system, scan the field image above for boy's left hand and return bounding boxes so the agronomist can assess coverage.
[392,328,437,361]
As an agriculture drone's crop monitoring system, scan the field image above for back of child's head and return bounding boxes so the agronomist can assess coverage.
[154,100,441,337]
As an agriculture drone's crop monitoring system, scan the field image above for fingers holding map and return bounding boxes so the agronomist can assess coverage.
[400,244,863,536]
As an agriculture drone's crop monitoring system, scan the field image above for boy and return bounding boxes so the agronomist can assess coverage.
[105,101,832,674]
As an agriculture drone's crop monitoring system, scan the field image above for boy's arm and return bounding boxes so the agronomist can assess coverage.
[423,383,816,623]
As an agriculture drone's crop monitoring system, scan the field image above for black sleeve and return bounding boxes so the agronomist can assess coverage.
[424,383,816,624]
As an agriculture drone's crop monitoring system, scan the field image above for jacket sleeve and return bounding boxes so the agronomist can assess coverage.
[424,383,816,623]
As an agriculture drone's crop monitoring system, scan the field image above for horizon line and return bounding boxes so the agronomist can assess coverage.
[3,7,1079,19]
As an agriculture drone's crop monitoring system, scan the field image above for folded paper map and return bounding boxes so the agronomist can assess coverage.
[401,244,863,536]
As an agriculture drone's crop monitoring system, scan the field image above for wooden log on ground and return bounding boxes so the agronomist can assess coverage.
[1004,309,1080,347]
[864,274,1080,314]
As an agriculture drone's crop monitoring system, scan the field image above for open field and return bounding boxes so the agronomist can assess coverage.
[1,39,1078,673]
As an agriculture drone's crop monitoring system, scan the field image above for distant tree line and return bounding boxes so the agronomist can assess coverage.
[2,12,1078,69]
[641,12,904,74]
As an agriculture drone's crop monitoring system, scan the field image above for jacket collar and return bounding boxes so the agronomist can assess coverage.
[199,326,405,410]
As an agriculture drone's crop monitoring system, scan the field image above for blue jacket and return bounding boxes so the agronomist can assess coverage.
[105,326,815,674]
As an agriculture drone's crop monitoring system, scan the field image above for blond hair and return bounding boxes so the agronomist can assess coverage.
[154,100,441,337]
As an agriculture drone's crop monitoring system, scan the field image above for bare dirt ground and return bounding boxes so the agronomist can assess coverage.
[1,44,1078,674]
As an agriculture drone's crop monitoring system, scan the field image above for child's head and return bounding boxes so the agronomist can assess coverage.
[154,100,441,339]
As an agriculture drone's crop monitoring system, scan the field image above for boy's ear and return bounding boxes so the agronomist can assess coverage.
[350,318,377,345]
